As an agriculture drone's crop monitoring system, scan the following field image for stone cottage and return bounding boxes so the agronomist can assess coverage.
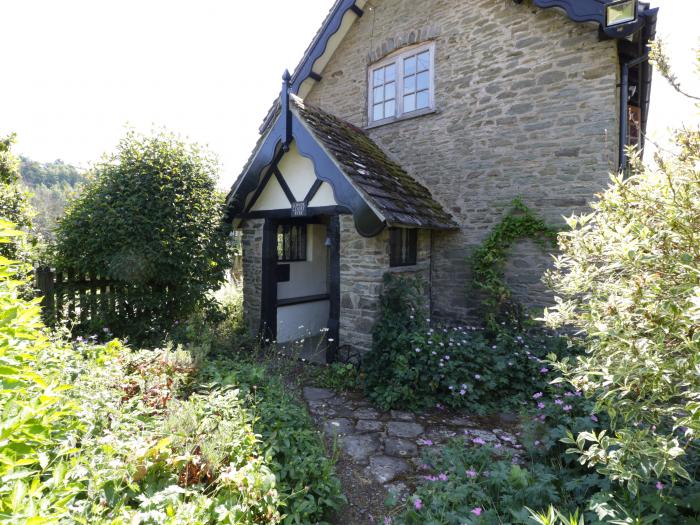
[224,0,658,361]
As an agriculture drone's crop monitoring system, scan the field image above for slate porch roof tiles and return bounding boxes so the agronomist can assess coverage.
[292,96,457,230]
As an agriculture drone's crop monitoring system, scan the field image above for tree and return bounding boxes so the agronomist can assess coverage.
[54,130,230,339]
[0,134,34,262]
[544,43,700,497]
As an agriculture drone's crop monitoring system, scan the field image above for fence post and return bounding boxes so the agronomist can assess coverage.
[35,267,55,325]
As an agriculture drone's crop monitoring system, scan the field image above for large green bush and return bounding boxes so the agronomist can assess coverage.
[54,130,230,340]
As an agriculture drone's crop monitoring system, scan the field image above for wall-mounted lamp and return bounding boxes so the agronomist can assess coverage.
[605,0,637,28]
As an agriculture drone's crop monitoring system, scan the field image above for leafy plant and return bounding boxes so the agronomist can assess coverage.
[362,273,574,412]
[53,129,231,342]
[470,198,558,331]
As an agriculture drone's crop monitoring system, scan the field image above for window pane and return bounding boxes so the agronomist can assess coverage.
[385,81,396,100]
[373,86,384,103]
[404,94,416,112]
[417,70,429,91]
[373,103,384,121]
[404,55,416,76]
[384,99,396,117]
[404,74,415,94]
[385,64,396,82]
[416,90,430,109]
[417,50,430,72]
[373,68,384,87]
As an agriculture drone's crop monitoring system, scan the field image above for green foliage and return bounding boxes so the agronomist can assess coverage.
[543,132,700,493]
[196,359,346,525]
[0,135,34,263]
[362,273,573,412]
[54,130,230,341]
[470,198,558,331]
[312,362,361,392]
[19,157,87,241]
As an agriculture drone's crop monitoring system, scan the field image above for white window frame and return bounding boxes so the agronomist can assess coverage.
[367,41,436,126]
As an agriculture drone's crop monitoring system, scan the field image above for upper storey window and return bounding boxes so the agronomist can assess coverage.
[368,42,435,125]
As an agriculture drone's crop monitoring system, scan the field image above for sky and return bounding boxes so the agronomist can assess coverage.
[1,0,698,189]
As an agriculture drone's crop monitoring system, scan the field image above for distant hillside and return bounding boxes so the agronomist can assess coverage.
[19,157,88,239]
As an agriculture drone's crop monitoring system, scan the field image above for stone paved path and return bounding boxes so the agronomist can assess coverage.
[303,387,523,510]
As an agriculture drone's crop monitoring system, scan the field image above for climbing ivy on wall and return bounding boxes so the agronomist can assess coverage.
[470,198,558,331]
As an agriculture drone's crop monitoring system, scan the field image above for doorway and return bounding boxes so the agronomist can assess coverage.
[261,215,340,363]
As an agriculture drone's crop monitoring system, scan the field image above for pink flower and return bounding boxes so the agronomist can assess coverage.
[656,481,665,490]
[554,399,564,405]
[473,437,486,445]
[494,443,502,449]
[471,507,482,516]
[384,517,393,525]
[591,414,599,422]
[438,473,448,481]
[537,402,545,409]
[418,439,434,446]
[540,367,549,374]
[414,498,423,510]
[563,404,572,412]
[466,469,477,478]
[533,392,543,399]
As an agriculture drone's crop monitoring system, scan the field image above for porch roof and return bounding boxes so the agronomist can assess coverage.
[290,96,457,231]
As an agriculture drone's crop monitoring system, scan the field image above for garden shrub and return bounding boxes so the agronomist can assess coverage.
[362,273,573,412]
[54,130,230,342]
[542,84,700,499]
[0,135,34,265]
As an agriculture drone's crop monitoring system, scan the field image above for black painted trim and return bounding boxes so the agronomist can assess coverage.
[260,219,278,341]
[304,179,324,204]
[326,214,341,363]
[309,72,323,82]
[273,167,297,203]
[240,205,351,220]
[350,4,364,17]
[277,293,331,307]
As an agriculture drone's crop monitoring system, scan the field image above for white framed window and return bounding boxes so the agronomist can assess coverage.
[368,42,435,125]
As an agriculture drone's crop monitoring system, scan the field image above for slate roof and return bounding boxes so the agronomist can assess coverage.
[291,96,457,230]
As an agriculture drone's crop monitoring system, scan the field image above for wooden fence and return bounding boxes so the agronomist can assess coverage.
[35,268,159,330]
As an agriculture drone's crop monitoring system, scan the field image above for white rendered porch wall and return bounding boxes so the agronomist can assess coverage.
[249,141,337,212]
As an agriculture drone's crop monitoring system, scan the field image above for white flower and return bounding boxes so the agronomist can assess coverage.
[415,348,421,353]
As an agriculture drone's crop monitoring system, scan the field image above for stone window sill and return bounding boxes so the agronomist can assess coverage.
[364,107,438,130]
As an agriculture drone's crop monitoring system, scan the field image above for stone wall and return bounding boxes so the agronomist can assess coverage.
[305,0,619,321]
[339,214,431,353]
[240,219,264,337]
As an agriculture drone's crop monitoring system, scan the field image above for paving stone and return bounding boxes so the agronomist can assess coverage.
[324,418,354,436]
[384,437,418,458]
[384,482,410,502]
[424,427,457,443]
[303,387,336,401]
[354,407,381,419]
[447,415,475,426]
[307,401,336,417]
[390,410,416,421]
[465,429,500,443]
[387,421,424,438]
[356,419,384,433]
[367,456,410,484]
[498,432,518,444]
[341,434,380,464]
